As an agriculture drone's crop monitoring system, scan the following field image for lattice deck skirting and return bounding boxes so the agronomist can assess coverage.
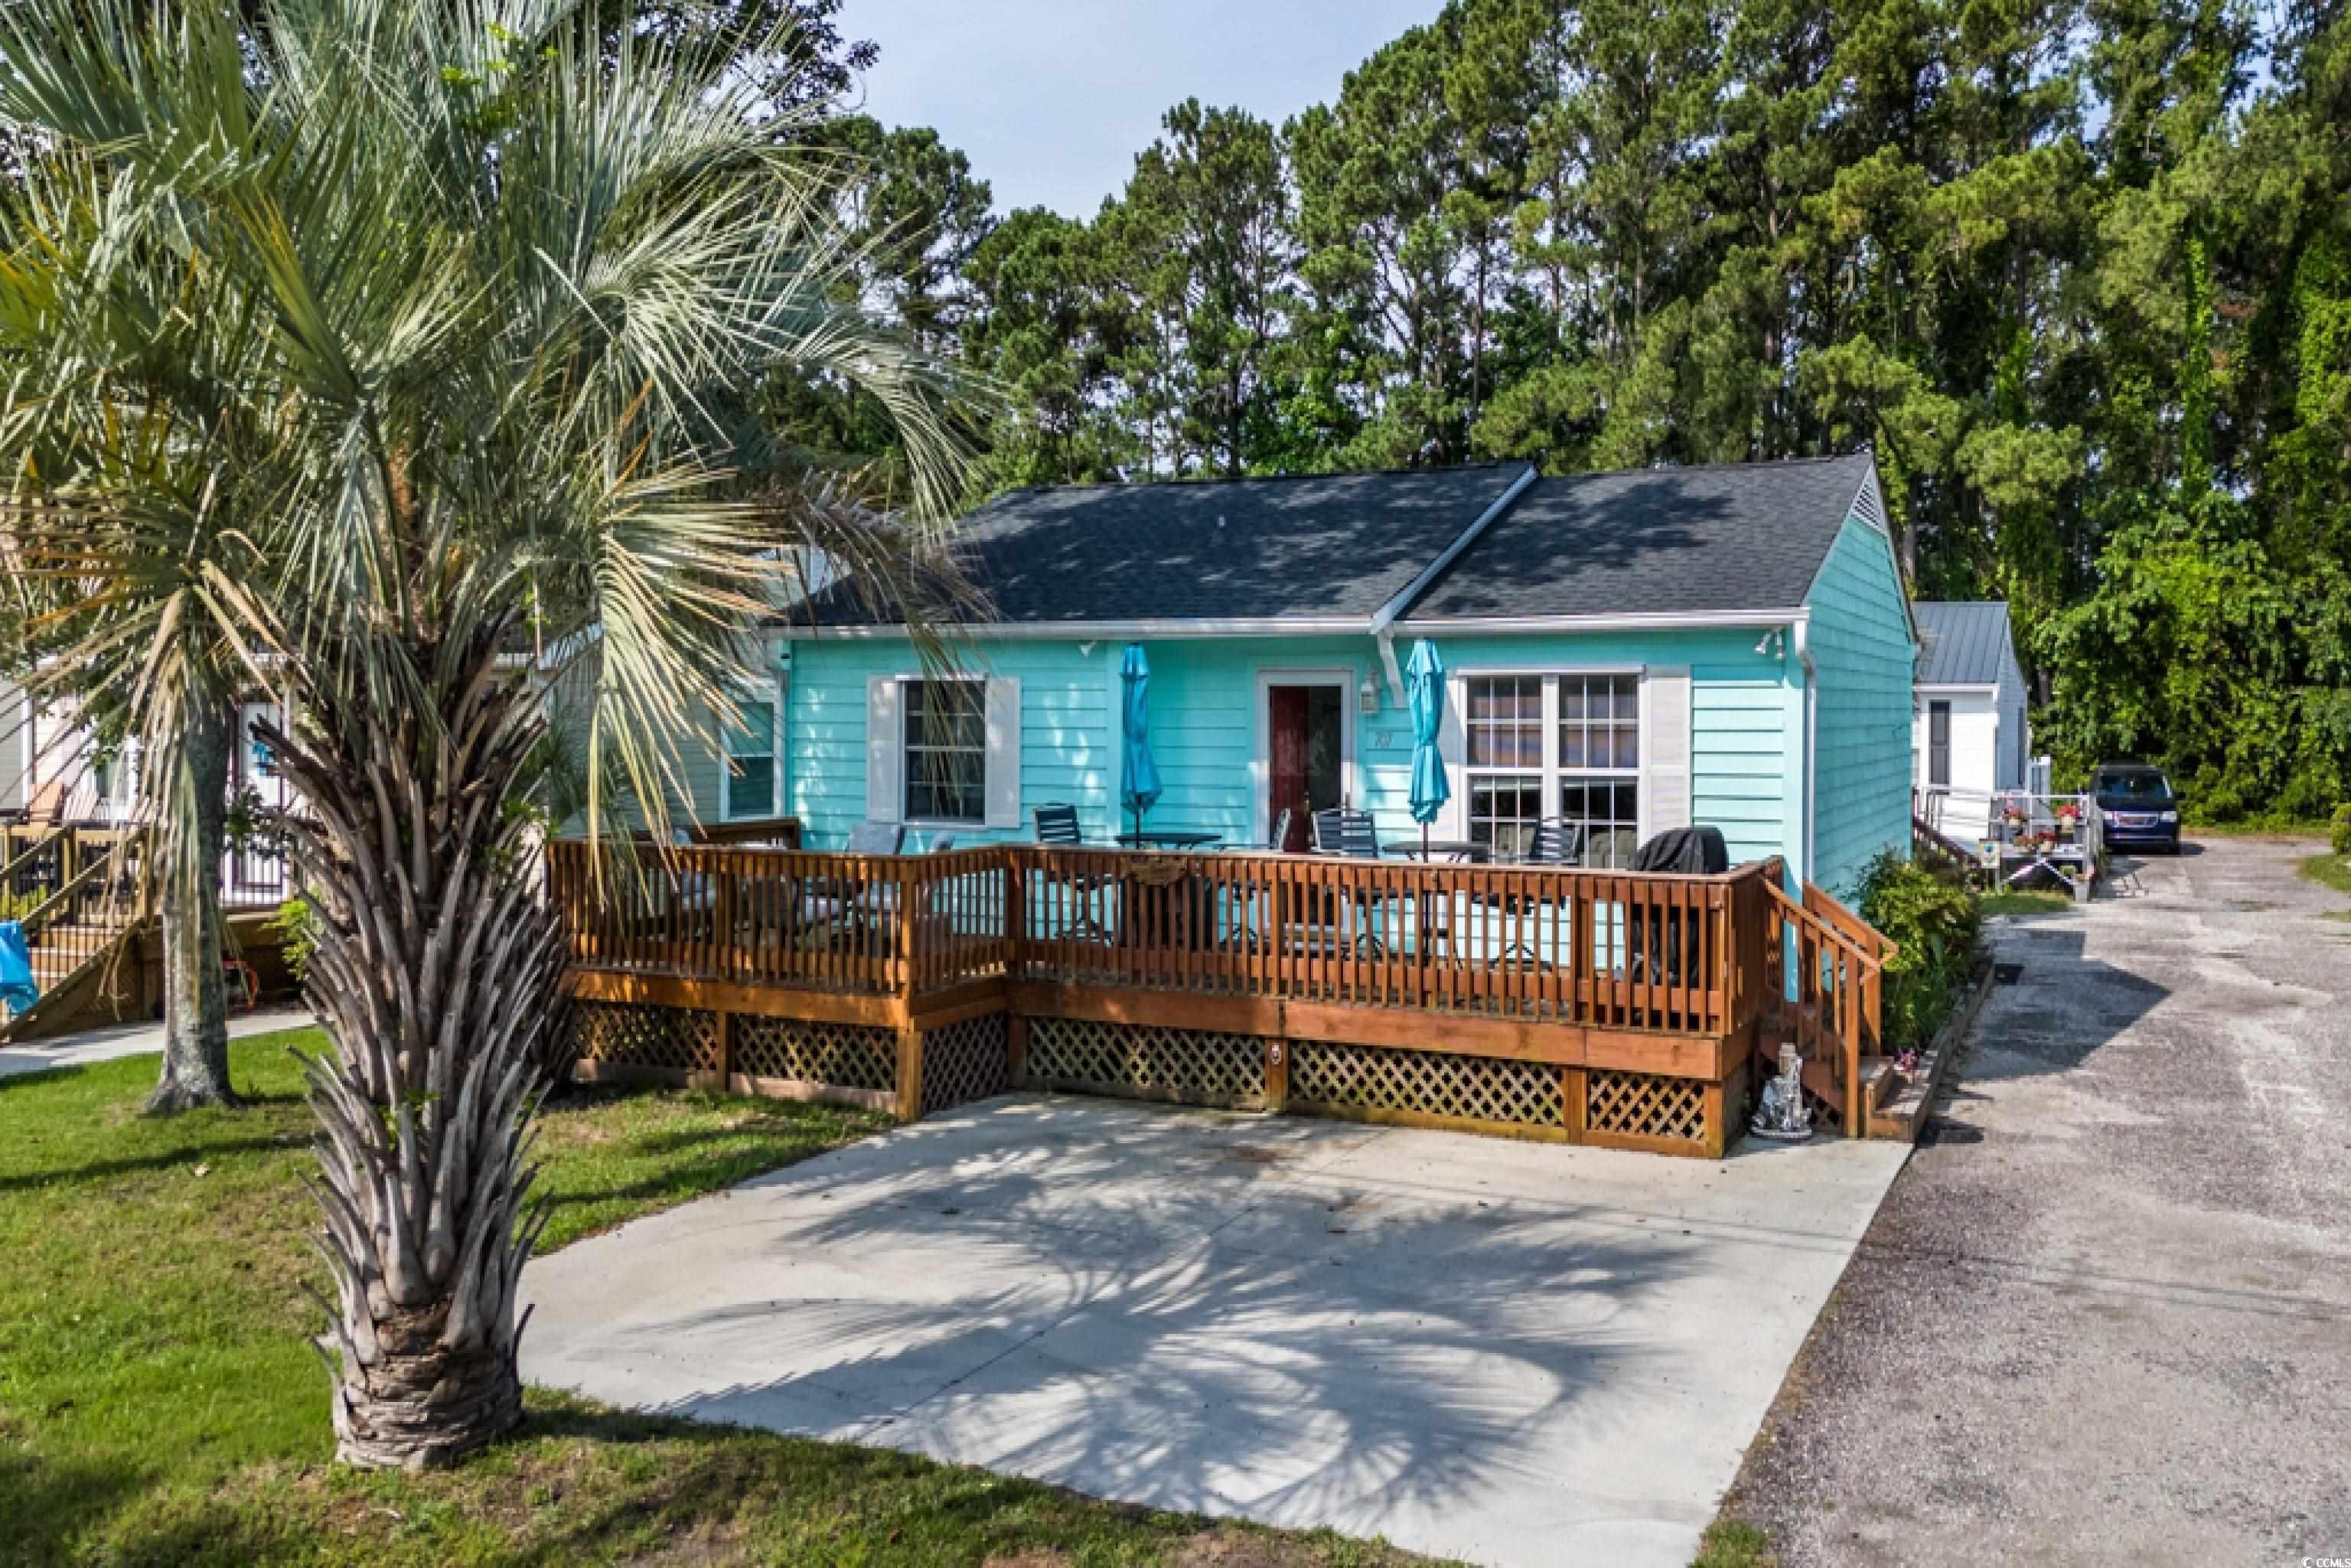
[1022,1015,1267,1110]
[920,1012,1012,1116]
[1290,1041,1566,1132]
[571,1000,722,1075]
[733,1014,897,1093]
[568,993,1731,1156]
[1585,1067,1709,1146]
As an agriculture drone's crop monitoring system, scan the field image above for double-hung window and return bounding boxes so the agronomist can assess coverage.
[1462,672,1642,866]
[1464,675,1545,862]
[721,687,780,821]
[902,680,986,824]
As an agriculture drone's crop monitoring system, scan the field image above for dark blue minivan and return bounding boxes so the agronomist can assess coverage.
[2092,764,2182,854]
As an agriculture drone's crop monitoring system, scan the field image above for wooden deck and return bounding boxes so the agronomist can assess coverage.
[546,840,1896,1157]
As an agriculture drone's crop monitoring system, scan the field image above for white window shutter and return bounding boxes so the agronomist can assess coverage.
[866,676,902,823]
[983,676,1022,830]
[1438,673,1467,839]
[1643,667,1692,834]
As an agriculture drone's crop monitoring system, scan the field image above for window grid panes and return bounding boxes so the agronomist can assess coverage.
[1560,673,1639,867]
[722,693,775,821]
[1464,673,1642,865]
[903,680,986,823]
[1465,675,1544,862]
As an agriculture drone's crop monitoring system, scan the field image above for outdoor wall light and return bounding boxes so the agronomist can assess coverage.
[1755,629,1785,658]
[1359,676,1381,715]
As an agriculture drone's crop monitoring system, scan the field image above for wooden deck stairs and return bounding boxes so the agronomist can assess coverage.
[1,827,149,1045]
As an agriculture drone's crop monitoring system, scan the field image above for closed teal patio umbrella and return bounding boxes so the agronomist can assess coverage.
[1120,643,1162,840]
[1406,639,1449,857]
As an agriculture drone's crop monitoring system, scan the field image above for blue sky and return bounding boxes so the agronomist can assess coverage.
[846,1,1444,219]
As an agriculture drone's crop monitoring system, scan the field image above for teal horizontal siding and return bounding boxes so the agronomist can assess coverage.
[1804,513,1918,896]
[786,627,1807,869]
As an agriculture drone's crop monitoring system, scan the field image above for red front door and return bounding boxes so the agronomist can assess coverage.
[1268,686,1309,850]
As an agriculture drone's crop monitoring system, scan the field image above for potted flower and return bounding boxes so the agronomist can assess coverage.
[2056,801,2080,840]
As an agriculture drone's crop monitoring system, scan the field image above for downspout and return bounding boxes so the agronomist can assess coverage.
[1368,462,1539,707]
[1375,634,1406,709]
[1795,620,1816,886]
[771,636,792,820]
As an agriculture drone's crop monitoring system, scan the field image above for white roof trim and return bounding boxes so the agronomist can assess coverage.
[1394,608,1811,635]
[1368,462,1539,633]
[778,617,1373,641]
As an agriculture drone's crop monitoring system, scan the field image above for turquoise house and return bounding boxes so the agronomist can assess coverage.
[729,453,1915,897]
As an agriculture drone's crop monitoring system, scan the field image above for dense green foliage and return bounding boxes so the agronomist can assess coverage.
[2333,803,2351,855]
[1855,850,1984,1053]
[783,0,2351,821]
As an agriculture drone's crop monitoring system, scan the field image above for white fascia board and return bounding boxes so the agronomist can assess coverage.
[775,617,1374,641]
[1393,608,1811,636]
[1368,462,1540,633]
[1915,682,1999,695]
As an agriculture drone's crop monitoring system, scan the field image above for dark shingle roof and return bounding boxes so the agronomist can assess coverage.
[799,452,1881,629]
[806,465,1530,626]
[1402,453,1876,621]
[1913,601,2019,687]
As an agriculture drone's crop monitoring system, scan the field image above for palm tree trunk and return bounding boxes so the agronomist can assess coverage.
[148,700,238,1112]
[263,621,561,1469]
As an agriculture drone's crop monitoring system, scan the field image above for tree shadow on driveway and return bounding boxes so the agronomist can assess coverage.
[567,1099,1728,1537]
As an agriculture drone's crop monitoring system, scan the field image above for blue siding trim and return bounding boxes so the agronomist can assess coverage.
[1803,511,1918,896]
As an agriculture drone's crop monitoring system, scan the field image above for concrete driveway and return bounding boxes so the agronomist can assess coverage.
[1731,836,2351,1565]
[523,1094,1908,1567]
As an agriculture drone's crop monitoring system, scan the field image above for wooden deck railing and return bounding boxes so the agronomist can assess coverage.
[549,839,1795,1038]
[1762,879,1888,1130]
[1018,846,1766,1035]
[545,840,1011,996]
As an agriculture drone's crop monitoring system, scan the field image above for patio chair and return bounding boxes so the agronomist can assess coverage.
[1481,817,1585,963]
[859,831,960,941]
[1034,802,1114,941]
[1310,808,1388,952]
[1266,807,1293,854]
[1034,802,1084,846]
[792,820,905,949]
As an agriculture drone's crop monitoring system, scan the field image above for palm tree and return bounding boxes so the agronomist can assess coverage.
[0,0,983,1466]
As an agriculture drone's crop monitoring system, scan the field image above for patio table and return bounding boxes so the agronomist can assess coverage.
[1378,842,1488,958]
[1114,830,1224,849]
[1382,839,1489,863]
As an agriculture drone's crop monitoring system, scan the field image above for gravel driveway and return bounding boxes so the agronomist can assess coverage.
[1729,836,2351,1566]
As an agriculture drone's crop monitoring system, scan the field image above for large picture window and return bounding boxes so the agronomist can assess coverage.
[903,680,986,823]
[1462,672,1642,866]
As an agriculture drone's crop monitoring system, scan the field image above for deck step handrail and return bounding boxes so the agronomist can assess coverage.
[0,824,69,895]
[14,829,143,937]
[1762,879,1887,1136]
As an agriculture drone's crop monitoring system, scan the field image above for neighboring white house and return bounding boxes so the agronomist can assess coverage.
[0,679,139,825]
[1911,601,2029,842]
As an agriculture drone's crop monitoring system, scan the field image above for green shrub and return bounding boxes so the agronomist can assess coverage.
[2331,802,2351,856]
[269,896,320,988]
[1855,850,1984,1055]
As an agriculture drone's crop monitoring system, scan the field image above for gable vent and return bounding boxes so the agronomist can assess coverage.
[1849,471,1886,532]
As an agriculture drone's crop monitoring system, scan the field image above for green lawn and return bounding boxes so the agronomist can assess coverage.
[1980,887,2074,918]
[1690,1521,1775,1567]
[2297,852,2351,901]
[0,1034,1438,1567]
